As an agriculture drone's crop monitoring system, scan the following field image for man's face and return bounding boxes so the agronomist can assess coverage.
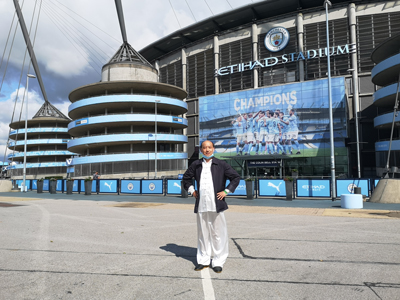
[201,141,215,157]
[290,110,294,116]
[279,112,284,119]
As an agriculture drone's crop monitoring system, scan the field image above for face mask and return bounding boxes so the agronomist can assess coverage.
[202,154,214,159]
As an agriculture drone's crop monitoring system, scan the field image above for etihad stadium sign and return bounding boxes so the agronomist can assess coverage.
[215,43,356,76]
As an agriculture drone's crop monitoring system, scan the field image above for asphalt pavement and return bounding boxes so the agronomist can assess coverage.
[0,191,399,299]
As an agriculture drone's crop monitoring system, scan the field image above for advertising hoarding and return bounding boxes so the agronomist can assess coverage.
[259,179,286,197]
[296,179,331,197]
[336,179,369,197]
[167,179,182,195]
[141,180,163,194]
[121,180,141,194]
[99,180,118,193]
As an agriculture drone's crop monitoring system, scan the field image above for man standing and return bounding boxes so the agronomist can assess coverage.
[183,140,240,273]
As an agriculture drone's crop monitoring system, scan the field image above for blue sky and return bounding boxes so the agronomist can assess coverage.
[0,0,257,160]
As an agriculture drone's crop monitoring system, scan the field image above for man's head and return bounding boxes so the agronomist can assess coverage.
[242,113,248,119]
[200,140,215,159]
[290,109,295,116]
[279,112,284,119]
[259,111,265,117]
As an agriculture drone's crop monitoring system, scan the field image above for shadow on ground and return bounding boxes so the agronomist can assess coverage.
[160,243,197,266]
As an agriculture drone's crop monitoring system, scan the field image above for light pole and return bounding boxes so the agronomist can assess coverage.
[324,0,336,199]
[154,100,160,178]
[347,68,361,178]
[22,74,36,192]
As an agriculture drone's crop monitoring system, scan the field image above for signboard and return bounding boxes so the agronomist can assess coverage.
[75,118,88,126]
[296,179,331,197]
[99,180,118,193]
[248,160,281,168]
[141,179,163,194]
[336,179,369,197]
[120,180,141,194]
[216,44,355,76]
[259,179,286,197]
[199,78,347,166]
[167,179,182,195]
[264,27,290,52]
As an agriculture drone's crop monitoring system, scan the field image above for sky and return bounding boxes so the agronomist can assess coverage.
[0,0,258,161]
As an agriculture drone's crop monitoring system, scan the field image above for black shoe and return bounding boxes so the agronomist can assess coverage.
[212,266,222,273]
[194,264,209,271]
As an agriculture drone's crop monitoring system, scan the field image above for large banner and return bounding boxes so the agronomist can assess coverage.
[199,77,347,159]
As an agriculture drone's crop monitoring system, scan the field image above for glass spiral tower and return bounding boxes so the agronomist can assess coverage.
[67,42,188,178]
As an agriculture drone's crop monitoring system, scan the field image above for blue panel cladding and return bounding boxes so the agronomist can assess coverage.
[375,140,400,152]
[8,139,69,147]
[68,134,187,148]
[10,127,68,135]
[374,112,400,128]
[68,95,187,115]
[68,114,187,131]
[371,53,400,79]
[373,83,398,105]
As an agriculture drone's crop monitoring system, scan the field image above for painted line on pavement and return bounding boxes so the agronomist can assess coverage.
[201,268,216,300]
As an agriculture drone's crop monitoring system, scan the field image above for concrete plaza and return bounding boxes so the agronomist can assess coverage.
[0,192,399,299]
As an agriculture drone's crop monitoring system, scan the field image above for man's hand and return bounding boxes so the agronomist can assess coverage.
[216,191,227,200]
[192,190,198,198]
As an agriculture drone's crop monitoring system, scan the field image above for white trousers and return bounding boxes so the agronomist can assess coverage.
[196,211,229,268]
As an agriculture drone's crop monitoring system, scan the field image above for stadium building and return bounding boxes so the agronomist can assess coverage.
[139,0,400,178]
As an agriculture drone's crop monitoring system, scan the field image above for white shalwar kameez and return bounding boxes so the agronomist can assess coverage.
[189,159,229,268]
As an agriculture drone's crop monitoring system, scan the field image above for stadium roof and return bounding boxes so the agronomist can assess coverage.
[140,0,361,63]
